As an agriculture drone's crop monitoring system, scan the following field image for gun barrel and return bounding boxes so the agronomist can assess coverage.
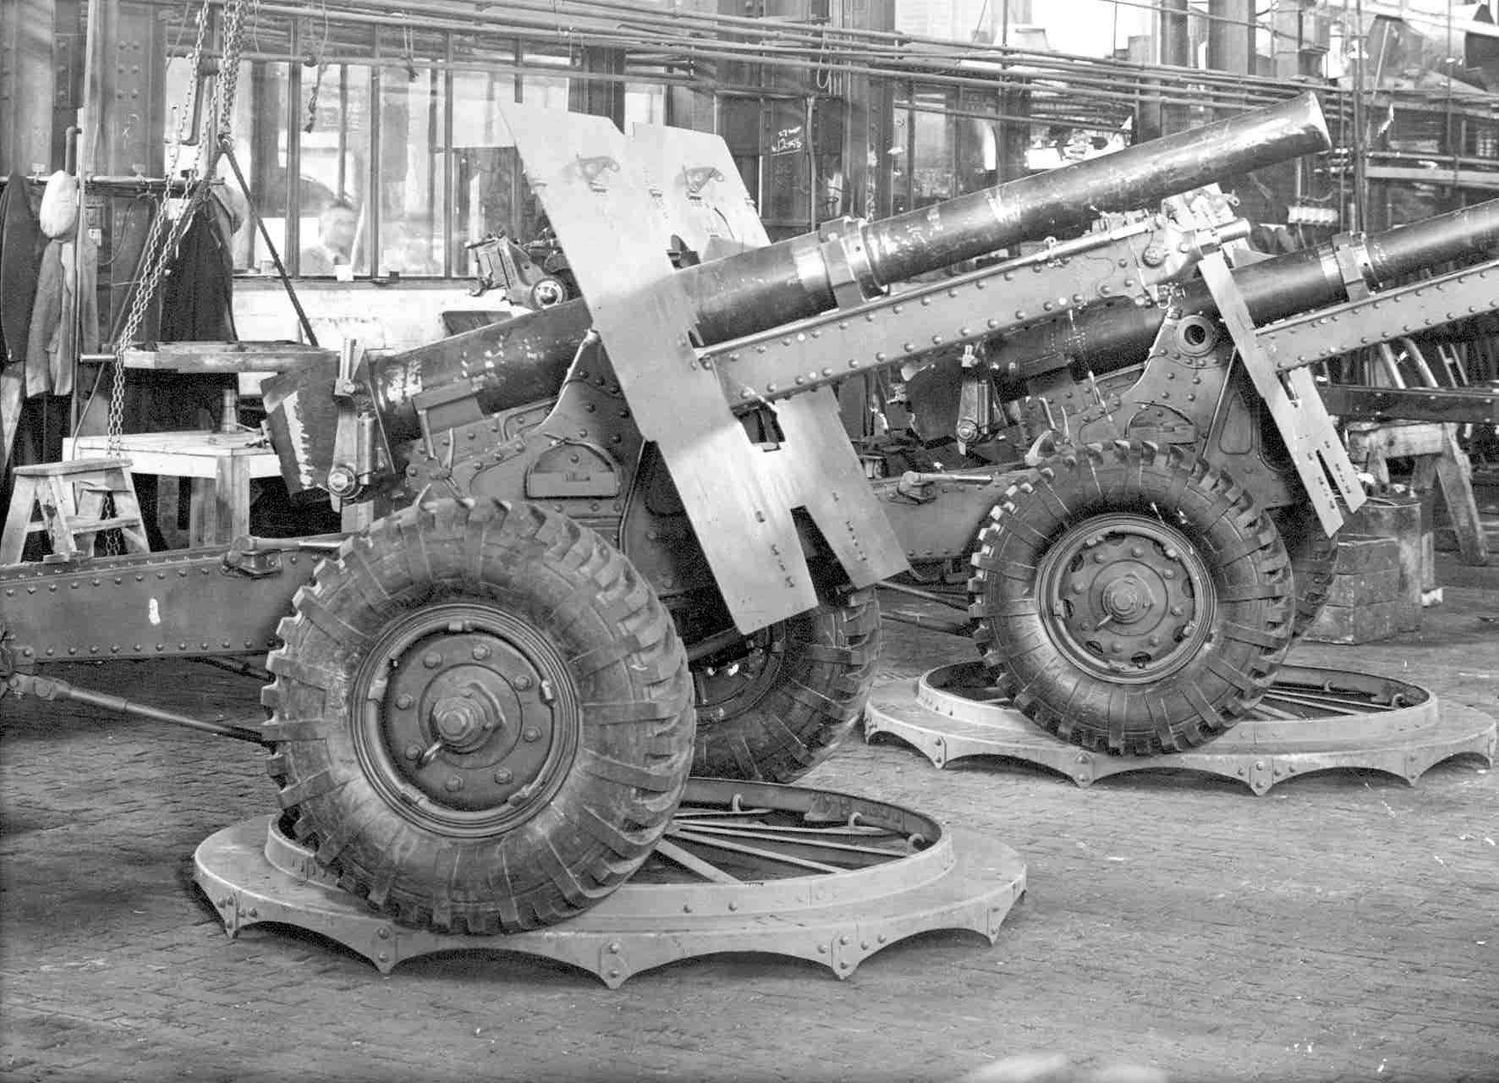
[684,92,1330,343]
[1017,196,1499,370]
[359,93,1330,445]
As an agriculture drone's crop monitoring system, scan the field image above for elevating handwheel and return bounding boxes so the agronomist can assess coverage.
[262,499,695,933]
[967,442,1294,754]
[688,586,881,783]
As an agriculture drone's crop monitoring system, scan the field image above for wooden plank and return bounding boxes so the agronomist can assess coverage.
[122,342,335,374]
[1320,385,1499,425]
[0,366,22,474]
[1434,423,1489,567]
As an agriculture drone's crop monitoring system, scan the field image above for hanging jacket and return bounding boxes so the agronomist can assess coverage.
[160,198,237,342]
[0,173,42,374]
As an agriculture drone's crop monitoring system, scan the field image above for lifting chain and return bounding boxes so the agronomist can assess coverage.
[107,0,252,456]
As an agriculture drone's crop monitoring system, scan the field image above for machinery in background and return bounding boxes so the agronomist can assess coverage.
[464,230,575,310]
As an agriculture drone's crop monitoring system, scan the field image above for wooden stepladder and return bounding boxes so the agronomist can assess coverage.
[1,458,150,564]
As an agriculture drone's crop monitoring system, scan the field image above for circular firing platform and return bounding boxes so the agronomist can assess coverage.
[194,778,1026,986]
[865,663,1496,795]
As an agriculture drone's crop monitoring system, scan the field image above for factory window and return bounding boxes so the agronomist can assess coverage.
[162,21,671,281]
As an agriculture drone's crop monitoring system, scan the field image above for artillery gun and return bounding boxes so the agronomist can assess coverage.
[2,94,1339,936]
[855,191,1499,752]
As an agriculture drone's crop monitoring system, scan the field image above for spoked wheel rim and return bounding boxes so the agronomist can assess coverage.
[628,778,941,892]
[352,601,580,836]
[1036,512,1215,684]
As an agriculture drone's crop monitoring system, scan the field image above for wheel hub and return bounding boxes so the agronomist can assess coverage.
[1040,515,1214,682]
[692,629,784,724]
[429,688,501,750]
[1100,575,1152,624]
[354,605,578,830]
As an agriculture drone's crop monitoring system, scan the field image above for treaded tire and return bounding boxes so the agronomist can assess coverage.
[1271,503,1339,641]
[967,441,1294,755]
[690,587,880,783]
[261,499,694,934]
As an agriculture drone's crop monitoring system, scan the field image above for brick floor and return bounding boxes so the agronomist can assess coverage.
[2,557,1496,1082]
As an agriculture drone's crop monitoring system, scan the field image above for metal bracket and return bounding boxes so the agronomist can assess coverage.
[576,154,620,191]
[817,217,878,310]
[682,165,723,198]
[1196,250,1363,535]
[1330,232,1375,301]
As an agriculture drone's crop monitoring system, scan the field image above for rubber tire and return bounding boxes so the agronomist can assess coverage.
[690,587,881,783]
[1271,503,1339,641]
[262,499,694,934]
[967,441,1294,755]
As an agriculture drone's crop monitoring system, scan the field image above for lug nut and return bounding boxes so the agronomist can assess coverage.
[395,693,414,710]
[513,674,533,690]
[445,776,464,793]
[494,768,513,783]
[404,744,422,760]
[472,645,490,660]
[523,727,541,743]
[422,652,442,669]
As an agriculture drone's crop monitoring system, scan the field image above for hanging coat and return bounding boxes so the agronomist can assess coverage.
[160,198,237,342]
[0,173,42,374]
[24,238,79,398]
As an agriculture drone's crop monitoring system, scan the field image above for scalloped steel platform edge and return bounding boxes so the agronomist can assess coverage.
[193,778,1027,986]
[865,663,1496,795]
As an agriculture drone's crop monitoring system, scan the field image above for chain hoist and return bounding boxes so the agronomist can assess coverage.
[107,0,252,456]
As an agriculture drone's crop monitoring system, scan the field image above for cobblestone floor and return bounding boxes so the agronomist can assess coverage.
[2,557,1496,1083]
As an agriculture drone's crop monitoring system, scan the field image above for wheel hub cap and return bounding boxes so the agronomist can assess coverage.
[353,605,579,833]
[1038,514,1215,683]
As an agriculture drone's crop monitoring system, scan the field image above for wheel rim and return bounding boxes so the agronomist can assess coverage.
[691,625,787,725]
[352,602,580,836]
[1036,512,1215,683]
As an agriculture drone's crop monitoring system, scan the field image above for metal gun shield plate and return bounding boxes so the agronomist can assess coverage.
[865,663,1496,795]
[628,121,770,258]
[502,104,818,632]
[500,104,905,632]
[194,778,1027,986]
